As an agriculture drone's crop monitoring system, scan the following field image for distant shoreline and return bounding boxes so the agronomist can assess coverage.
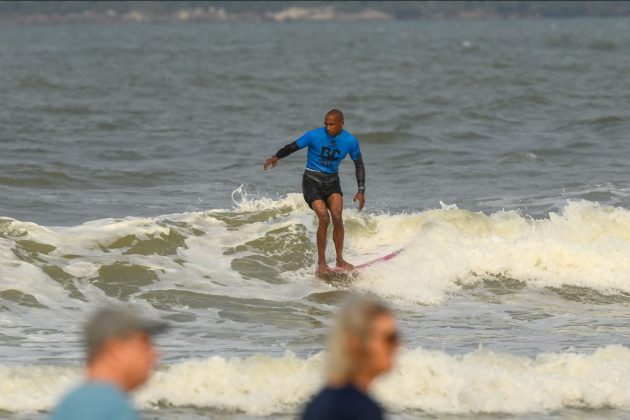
[1,3,630,26]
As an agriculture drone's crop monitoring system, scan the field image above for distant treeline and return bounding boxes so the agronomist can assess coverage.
[1,1,630,21]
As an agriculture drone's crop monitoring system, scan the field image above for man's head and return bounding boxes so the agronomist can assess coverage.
[324,109,344,137]
[84,306,169,391]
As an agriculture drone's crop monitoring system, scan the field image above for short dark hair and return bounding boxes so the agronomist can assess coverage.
[326,109,344,121]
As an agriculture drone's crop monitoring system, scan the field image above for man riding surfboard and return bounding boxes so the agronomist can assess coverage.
[264,109,366,274]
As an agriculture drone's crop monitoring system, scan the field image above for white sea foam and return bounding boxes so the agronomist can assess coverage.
[3,198,630,309]
[2,345,630,415]
[352,200,630,304]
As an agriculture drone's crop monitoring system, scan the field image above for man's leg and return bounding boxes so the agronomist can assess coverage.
[311,199,331,273]
[327,193,353,269]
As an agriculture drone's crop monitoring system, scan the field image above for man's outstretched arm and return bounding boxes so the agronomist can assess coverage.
[263,141,299,170]
[353,156,366,211]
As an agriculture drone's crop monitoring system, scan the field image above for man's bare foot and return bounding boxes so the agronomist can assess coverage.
[336,259,354,271]
[316,261,330,274]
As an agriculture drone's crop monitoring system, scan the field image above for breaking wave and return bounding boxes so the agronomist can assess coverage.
[2,345,630,415]
[2,195,630,309]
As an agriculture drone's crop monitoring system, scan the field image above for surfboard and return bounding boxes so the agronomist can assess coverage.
[318,248,404,281]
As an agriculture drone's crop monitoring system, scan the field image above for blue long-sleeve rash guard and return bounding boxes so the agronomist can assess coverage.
[274,127,365,192]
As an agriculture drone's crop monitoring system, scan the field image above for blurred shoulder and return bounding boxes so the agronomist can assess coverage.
[301,387,335,420]
[345,387,383,419]
[301,386,383,420]
[52,382,136,420]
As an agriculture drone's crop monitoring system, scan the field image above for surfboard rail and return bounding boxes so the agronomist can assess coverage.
[326,247,405,275]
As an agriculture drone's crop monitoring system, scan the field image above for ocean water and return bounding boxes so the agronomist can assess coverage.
[2,17,630,419]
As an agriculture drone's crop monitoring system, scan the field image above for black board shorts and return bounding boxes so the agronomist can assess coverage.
[302,170,343,208]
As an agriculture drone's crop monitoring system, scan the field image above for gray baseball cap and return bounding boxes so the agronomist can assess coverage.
[84,306,169,357]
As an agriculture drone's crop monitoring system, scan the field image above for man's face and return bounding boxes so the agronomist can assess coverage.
[324,114,344,137]
[111,331,158,391]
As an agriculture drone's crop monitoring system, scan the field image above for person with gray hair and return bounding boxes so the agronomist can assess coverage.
[302,296,400,420]
[51,306,169,420]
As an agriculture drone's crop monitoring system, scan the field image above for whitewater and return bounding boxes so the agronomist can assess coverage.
[3,196,630,308]
[3,346,630,416]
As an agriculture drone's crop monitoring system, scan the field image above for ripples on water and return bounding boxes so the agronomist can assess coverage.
[2,19,630,224]
[2,18,630,419]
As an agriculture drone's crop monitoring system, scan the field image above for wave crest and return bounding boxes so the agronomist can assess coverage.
[3,345,630,415]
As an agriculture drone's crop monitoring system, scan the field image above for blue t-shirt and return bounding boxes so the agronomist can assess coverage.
[301,385,384,420]
[51,382,138,420]
[296,127,362,174]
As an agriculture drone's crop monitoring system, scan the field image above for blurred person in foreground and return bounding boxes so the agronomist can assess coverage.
[302,296,400,420]
[51,306,169,420]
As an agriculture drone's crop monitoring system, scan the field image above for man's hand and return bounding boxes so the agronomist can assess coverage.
[263,156,279,171]
[353,192,365,212]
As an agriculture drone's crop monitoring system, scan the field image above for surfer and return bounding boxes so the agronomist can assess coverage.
[264,109,365,274]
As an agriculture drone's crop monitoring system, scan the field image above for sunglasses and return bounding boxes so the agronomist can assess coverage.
[383,331,400,346]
